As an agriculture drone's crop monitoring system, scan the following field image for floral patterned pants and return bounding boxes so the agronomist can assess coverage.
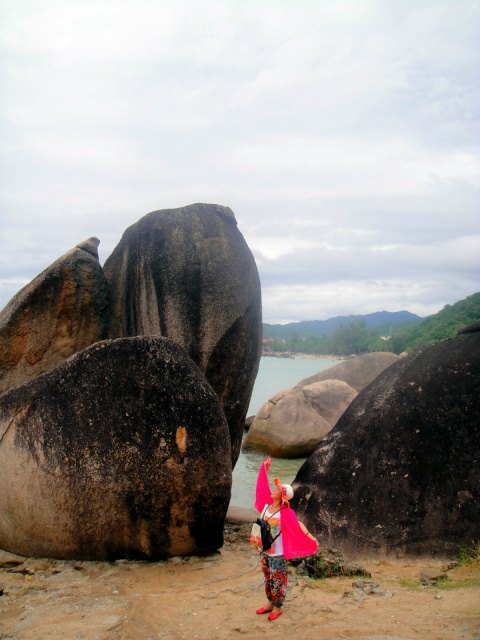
[261,554,288,608]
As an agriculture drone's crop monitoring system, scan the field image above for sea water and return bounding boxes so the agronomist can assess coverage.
[230,355,338,508]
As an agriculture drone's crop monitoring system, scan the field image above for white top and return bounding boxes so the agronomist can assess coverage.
[263,505,283,557]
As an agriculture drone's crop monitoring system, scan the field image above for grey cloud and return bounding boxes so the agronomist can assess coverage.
[1,1,479,321]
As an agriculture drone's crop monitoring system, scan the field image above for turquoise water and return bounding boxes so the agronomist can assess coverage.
[231,356,338,508]
[246,355,338,415]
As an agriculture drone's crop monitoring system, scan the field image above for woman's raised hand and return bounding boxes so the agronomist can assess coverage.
[263,457,272,472]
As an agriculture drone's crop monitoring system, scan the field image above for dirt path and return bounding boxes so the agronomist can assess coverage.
[1,521,479,640]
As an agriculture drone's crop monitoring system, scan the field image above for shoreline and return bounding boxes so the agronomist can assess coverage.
[262,351,348,360]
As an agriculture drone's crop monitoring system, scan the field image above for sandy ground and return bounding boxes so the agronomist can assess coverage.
[1,516,479,640]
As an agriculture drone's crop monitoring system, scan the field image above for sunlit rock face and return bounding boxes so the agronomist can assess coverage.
[292,352,400,392]
[292,325,480,555]
[0,336,231,560]
[243,380,358,458]
[0,238,109,396]
[243,352,399,458]
[103,203,262,467]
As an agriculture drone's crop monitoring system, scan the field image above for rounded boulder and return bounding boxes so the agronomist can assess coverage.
[243,380,357,457]
[0,238,109,396]
[103,203,262,467]
[0,336,231,560]
[243,353,398,458]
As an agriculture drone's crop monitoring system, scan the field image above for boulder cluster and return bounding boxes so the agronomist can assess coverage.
[1,200,478,559]
[0,203,262,560]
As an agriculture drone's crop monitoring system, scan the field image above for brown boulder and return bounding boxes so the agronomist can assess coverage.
[243,353,398,458]
[243,380,357,457]
[294,352,400,392]
[0,336,231,560]
[103,203,262,466]
[0,238,109,396]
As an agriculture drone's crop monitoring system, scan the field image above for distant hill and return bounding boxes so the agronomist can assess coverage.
[263,310,421,339]
[392,292,480,352]
[262,293,480,356]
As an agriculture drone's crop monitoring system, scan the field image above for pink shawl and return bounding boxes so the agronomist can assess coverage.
[254,463,318,560]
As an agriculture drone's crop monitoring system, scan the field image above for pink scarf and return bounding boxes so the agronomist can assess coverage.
[254,463,318,560]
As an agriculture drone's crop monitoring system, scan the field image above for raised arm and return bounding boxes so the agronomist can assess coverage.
[254,457,272,512]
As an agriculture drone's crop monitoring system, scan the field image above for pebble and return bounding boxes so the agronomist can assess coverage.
[420,568,447,584]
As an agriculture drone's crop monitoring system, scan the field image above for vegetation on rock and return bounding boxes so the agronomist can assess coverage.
[291,548,371,580]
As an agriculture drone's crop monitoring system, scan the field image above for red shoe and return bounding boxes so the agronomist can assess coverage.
[256,607,273,615]
[268,611,283,621]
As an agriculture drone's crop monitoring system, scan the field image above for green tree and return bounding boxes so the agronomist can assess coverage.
[331,319,369,355]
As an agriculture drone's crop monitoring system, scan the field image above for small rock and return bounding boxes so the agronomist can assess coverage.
[351,579,392,597]
[352,579,380,593]
[338,588,366,605]
[0,559,23,569]
[244,415,255,431]
[7,567,34,576]
[420,569,447,584]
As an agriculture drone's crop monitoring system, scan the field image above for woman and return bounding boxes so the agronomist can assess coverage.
[252,457,318,621]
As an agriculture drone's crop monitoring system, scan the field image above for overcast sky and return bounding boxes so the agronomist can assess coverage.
[1,1,478,323]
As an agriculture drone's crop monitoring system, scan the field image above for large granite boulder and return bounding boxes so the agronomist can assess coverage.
[292,326,480,555]
[103,203,262,466]
[293,352,400,392]
[0,238,109,396]
[243,380,357,457]
[0,336,231,560]
[243,352,399,458]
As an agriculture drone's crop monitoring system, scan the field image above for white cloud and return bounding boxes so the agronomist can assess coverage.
[0,0,479,320]
[261,275,476,324]
[229,136,480,197]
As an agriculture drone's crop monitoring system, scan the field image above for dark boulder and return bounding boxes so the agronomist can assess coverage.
[103,203,262,466]
[0,238,109,396]
[292,326,480,555]
[0,336,231,560]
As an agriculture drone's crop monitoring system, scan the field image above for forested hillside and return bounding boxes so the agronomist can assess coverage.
[390,292,480,353]
[263,292,480,356]
[263,310,420,339]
